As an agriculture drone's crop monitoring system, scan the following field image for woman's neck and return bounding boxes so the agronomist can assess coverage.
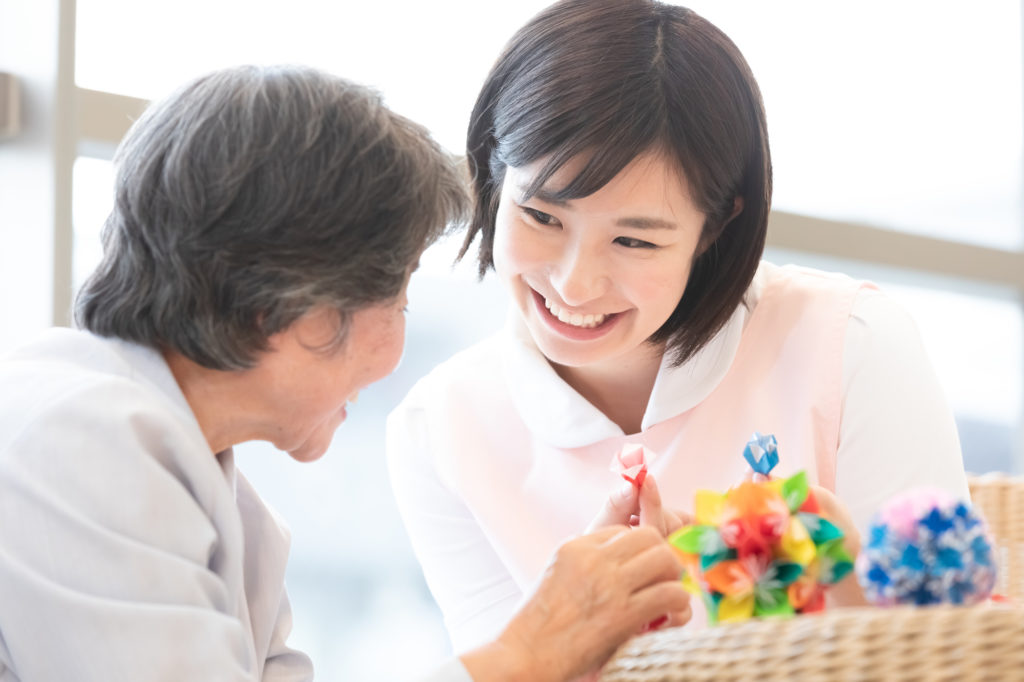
[552,343,665,435]
[163,350,267,455]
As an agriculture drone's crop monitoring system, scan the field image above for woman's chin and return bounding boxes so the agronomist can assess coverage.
[288,443,329,463]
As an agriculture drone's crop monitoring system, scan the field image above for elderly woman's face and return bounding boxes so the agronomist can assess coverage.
[259,288,409,462]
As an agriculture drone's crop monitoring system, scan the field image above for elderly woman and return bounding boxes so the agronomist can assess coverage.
[0,66,688,682]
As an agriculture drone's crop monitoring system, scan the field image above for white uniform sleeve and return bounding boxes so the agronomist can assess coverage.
[0,381,282,681]
[386,399,523,654]
[835,288,970,533]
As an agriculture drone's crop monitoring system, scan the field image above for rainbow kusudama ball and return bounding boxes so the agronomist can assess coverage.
[856,488,997,606]
[668,470,854,624]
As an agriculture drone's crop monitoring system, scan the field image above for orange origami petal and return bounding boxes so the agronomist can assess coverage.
[722,482,790,522]
[787,576,819,610]
[703,559,755,597]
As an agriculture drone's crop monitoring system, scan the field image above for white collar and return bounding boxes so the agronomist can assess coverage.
[502,264,769,448]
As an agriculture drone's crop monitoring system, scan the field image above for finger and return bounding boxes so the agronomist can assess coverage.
[637,475,667,534]
[669,509,694,527]
[665,604,693,628]
[663,509,688,536]
[585,481,639,534]
[620,543,684,590]
[628,581,691,626]
[578,524,631,546]
[600,524,665,562]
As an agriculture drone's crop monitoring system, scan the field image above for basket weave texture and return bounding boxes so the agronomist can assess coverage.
[600,604,1024,681]
[600,475,1024,681]
[968,474,1024,603]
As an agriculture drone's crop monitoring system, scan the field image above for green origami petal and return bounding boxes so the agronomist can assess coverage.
[815,538,854,584]
[798,512,844,545]
[669,526,704,553]
[754,587,795,617]
[827,560,854,584]
[704,591,723,625]
[769,562,804,587]
[699,548,737,571]
[670,525,720,554]
[781,471,809,512]
[820,538,853,563]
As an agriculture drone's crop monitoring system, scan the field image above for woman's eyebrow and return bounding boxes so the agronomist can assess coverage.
[515,185,571,207]
[615,216,678,230]
[516,184,677,229]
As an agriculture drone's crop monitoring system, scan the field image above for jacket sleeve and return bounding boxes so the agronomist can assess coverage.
[835,288,970,533]
[0,379,298,681]
[386,393,523,654]
[261,585,314,681]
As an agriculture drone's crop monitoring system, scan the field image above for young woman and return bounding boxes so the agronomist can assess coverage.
[387,0,969,653]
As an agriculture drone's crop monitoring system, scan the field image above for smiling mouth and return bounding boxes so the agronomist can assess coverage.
[531,289,620,332]
[544,298,607,328]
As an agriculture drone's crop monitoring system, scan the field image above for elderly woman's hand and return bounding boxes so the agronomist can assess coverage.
[460,525,691,682]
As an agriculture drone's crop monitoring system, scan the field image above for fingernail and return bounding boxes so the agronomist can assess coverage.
[615,481,635,503]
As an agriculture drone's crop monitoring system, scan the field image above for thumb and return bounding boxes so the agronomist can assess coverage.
[638,475,666,534]
[585,481,639,534]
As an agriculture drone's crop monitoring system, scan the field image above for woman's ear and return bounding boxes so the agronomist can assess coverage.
[729,195,744,221]
[695,196,744,257]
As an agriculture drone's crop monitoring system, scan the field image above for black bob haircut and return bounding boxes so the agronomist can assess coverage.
[461,0,772,366]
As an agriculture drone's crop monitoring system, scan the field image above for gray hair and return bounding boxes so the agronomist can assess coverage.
[75,65,467,370]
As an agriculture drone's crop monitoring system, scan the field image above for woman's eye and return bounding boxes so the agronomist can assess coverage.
[615,236,658,249]
[521,206,559,226]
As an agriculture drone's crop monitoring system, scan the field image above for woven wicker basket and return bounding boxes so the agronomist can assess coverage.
[600,604,1024,681]
[968,474,1024,603]
[601,475,1024,681]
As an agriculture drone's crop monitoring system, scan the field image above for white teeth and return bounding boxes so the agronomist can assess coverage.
[347,391,360,405]
[544,298,607,328]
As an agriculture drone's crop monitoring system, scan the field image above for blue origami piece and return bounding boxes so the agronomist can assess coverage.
[855,488,998,606]
[742,432,779,476]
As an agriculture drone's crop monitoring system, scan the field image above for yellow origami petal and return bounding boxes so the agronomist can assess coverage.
[695,489,726,525]
[779,517,816,566]
[681,570,702,595]
[718,593,755,623]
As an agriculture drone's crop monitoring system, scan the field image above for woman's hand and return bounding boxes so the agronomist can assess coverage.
[586,474,691,537]
[748,471,867,607]
[460,525,691,682]
[808,484,867,607]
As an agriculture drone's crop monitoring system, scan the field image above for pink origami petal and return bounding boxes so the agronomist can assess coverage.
[610,444,653,487]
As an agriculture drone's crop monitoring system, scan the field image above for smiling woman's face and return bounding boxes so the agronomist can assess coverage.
[492,152,706,373]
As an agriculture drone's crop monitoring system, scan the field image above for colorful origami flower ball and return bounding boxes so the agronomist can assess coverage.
[668,469,853,624]
[856,487,997,606]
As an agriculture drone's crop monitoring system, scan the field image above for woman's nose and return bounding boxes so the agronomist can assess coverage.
[551,243,610,306]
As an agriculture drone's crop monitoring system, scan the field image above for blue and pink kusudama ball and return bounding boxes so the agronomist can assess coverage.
[856,487,998,606]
